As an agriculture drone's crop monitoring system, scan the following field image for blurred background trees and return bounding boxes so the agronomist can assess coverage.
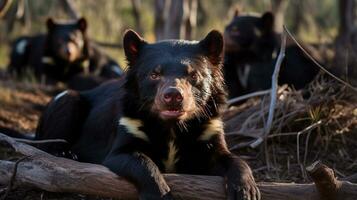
[0,0,352,82]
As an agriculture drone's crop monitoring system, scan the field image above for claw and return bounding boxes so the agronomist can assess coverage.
[245,188,251,200]
[236,187,244,200]
[256,186,261,200]
[250,187,256,200]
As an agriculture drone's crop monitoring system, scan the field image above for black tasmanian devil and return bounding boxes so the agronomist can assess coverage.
[36,29,260,200]
[223,10,320,98]
[8,17,123,90]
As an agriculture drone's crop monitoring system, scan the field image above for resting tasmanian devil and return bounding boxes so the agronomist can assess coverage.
[223,10,320,98]
[8,17,123,90]
[36,30,260,200]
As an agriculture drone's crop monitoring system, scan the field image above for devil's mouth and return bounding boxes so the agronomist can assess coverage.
[160,108,185,119]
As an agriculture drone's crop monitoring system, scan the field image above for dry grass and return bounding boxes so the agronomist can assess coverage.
[0,70,356,187]
[224,74,357,182]
[0,72,53,134]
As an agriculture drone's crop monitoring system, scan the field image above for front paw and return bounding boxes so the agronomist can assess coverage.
[227,173,260,200]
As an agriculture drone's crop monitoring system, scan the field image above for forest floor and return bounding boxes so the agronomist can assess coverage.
[0,70,356,199]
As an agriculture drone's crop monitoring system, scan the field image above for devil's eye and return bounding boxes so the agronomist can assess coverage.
[150,72,160,80]
[190,72,198,81]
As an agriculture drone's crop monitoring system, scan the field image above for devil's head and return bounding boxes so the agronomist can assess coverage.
[224,10,278,60]
[122,30,226,122]
[46,17,88,62]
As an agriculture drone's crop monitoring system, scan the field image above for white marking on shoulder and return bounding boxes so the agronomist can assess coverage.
[16,39,28,54]
[119,117,149,142]
[42,57,55,65]
[54,90,68,101]
[162,140,179,173]
[199,118,224,141]
[111,65,122,75]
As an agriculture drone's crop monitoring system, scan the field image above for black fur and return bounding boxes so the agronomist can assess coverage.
[8,18,123,90]
[224,11,320,98]
[36,30,260,200]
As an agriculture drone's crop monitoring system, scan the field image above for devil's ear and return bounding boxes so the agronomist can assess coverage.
[123,29,147,66]
[46,18,55,31]
[199,30,224,65]
[77,17,87,32]
[261,12,274,32]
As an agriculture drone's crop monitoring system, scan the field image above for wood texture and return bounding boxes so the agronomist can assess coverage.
[1,133,357,200]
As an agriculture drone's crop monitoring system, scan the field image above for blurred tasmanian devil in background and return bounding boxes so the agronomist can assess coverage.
[7,17,123,90]
[224,10,321,98]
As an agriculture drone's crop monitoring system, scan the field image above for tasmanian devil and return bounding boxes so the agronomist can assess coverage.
[36,29,260,200]
[8,17,123,90]
[223,10,320,98]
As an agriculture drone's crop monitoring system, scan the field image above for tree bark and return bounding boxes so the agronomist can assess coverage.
[181,0,197,40]
[154,0,168,40]
[334,0,357,85]
[163,0,184,39]
[58,0,79,20]
[271,0,289,33]
[154,0,197,40]
[131,0,143,34]
[0,0,12,18]
[291,0,304,34]
[1,133,357,200]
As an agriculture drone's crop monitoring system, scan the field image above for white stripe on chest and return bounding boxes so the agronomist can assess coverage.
[237,64,251,89]
[162,140,179,173]
[42,57,55,65]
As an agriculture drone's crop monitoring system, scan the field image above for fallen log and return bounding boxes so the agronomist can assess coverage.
[0,133,356,200]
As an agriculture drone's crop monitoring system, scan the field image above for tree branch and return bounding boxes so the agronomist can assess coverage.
[1,133,357,200]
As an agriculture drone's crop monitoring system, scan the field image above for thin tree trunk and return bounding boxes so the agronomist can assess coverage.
[271,0,289,33]
[131,0,143,34]
[164,0,183,39]
[0,0,12,17]
[58,0,79,20]
[154,0,169,40]
[155,0,197,40]
[182,0,198,40]
[334,0,357,85]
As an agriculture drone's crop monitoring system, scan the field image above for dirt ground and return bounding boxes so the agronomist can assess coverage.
[0,70,356,199]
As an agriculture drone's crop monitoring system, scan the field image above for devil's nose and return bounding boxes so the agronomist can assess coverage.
[65,44,75,55]
[65,48,71,56]
[163,88,183,104]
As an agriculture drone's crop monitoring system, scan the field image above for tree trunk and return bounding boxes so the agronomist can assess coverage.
[57,0,79,20]
[1,133,357,200]
[154,0,197,40]
[154,0,168,40]
[131,0,143,34]
[181,0,198,40]
[334,0,357,85]
[271,0,289,33]
[291,0,304,34]
[57,0,80,20]
[0,0,12,18]
[164,0,183,39]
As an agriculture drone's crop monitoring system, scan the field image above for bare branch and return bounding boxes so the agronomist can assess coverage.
[284,27,357,92]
